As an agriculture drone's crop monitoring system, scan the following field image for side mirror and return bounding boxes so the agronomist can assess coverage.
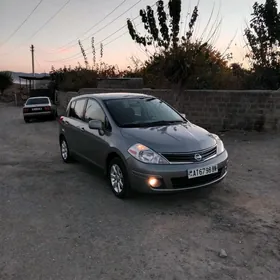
[88,119,103,130]
[180,113,186,118]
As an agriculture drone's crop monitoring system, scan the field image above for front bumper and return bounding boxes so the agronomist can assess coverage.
[128,150,228,193]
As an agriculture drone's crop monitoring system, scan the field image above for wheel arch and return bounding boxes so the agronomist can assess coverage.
[105,148,128,176]
[59,133,66,144]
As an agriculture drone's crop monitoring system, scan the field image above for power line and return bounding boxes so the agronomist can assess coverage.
[46,1,158,63]
[56,0,129,52]
[48,25,140,65]
[35,56,41,72]
[0,0,70,55]
[27,0,72,41]
[100,22,142,49]
[46,17,139,63]
[94,18,151,58]
[0,0,44,48]
[54,0,142,54]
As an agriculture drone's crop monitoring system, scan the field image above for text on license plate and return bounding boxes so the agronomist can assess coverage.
[188,165,218,179]
[32,108,42,111]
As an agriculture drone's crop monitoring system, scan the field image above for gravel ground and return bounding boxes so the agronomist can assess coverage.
[0,103,279,280]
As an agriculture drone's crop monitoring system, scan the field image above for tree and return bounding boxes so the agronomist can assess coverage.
[0,71,13,95]
[141,42,229,89]
[127,0,225,91]
[244,0,280,89]
[126,0,197,88]
[127,0,188,51]
[127,0,230,93]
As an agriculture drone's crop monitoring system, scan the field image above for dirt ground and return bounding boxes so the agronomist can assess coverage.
[0,102,279,280]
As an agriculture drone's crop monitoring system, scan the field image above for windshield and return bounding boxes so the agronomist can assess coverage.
[26,97,49,105]
[104,97,186,128]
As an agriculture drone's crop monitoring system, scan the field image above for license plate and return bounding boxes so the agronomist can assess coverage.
[32,108,42,111]
[188,165,218,179]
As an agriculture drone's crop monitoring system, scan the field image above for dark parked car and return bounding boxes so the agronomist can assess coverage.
[58,92,228,198]
[23,96,57,123]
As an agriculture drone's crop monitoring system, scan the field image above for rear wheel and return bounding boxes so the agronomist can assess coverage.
[60,137,72,163]
[108,157,132,199]
[24,117,30,123]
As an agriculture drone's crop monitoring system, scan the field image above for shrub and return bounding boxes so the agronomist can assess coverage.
[0,71,13,94]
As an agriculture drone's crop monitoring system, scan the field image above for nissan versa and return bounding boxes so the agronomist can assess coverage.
[58,92,228,198]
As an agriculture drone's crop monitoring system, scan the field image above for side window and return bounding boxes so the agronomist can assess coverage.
[69,99,86,120]
[84,98,105,123]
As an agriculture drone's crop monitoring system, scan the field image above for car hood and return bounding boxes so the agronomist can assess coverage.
[120,122,217,153]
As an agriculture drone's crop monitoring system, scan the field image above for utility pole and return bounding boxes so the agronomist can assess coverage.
[30,44,35,89]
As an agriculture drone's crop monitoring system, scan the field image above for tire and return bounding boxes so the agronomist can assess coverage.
[108,157,132,199]
[24,117,30,123]
[60,137,72,163]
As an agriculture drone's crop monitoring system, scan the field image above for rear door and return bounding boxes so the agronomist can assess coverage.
[63,98,87,156]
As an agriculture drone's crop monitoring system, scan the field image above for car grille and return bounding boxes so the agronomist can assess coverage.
[161,146,217,163]
[171,168,224,189]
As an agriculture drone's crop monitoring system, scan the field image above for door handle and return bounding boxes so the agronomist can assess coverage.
[64,120,69,125]
[80,127,85,131]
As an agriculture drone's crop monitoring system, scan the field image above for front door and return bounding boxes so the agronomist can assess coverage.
[80,98,110,168]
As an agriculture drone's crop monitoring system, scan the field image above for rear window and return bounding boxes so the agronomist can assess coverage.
[26,97,49,105]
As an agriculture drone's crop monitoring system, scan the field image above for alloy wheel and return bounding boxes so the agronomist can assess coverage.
[110,164,124,194]
[61,140,68,161]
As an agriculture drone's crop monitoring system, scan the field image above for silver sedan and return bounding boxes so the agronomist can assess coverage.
[23,96,57,123]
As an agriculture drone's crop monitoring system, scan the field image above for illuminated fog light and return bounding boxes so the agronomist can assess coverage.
[148,177,161,188]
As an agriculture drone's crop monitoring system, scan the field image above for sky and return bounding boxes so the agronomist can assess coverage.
[0,0,257,73]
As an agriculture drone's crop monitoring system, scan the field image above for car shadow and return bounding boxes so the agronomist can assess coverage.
[26,118,56,123]
[129,185,217,206]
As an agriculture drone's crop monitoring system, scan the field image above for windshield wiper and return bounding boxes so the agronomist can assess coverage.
[143,120,185,126]
[120,120,186,128]
[144,97,163,103]
[144,97,155,102]
[121,122,148,128]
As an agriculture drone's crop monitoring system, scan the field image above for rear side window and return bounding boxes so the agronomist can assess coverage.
[84,98,105,123]
[69,98,86,120]
[26,97,49,105]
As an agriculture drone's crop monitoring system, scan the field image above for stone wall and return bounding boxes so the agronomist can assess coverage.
[57,88,280,131]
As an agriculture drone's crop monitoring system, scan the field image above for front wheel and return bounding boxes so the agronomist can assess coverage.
[108,157,132,199]
[60,138,72,163]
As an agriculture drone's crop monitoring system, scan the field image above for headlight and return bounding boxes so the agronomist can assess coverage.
[211,134,225,154]
[128,143,169,164]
